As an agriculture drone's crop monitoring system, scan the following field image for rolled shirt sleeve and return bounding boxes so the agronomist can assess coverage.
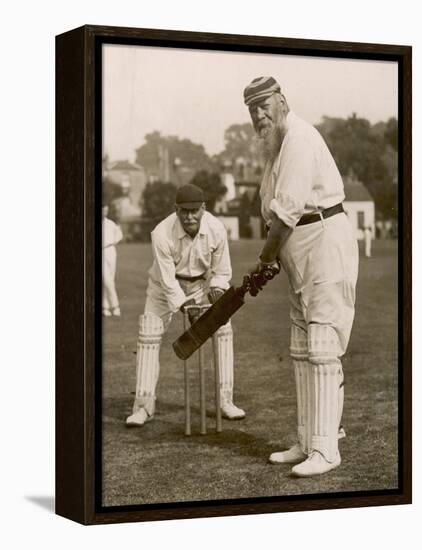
[209,230,232,290]
[270,134,315,228]
[151,232,187,312]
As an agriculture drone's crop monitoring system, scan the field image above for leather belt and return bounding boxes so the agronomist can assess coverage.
[176,273,206,282]
[296,203,344,226]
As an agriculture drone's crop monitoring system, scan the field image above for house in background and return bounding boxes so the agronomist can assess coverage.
[105,160,147,210]
[343,175,375,240]
[104,160,147,241]
[215,174,263,240]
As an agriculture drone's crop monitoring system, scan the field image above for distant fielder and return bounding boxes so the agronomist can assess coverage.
[102,203,123,317]
[126,184,245,427]
[244,77,359,476]
[364,226,372,258]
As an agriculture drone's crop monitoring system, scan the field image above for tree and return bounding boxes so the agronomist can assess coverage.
[103,175,124,203]
[189,171,227,212]
[141,180,178,226]
[223,123,257,159]
[139,180,178,240]
[135,132,214,178]
[102,176,124,222]
[384,117,398,152]
[214,123,263,173]
[316,115,398,219]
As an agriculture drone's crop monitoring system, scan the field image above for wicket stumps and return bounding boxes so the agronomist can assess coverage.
[183,305,222,436]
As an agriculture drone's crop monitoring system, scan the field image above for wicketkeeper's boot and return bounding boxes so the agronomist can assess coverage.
[291,450,341,477]
[220,391,245,420]
[125,407,153,427]
[125,397,155,427]
[221,401,245,420]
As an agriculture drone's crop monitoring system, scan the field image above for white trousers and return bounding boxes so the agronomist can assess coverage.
[282,213,359,461]
[281,213,359,350]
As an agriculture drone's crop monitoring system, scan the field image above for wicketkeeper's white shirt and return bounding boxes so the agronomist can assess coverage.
[148,211,232,312]
[260,111,345,228]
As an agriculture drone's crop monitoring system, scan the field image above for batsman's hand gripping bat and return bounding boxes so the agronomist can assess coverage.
[172,262,280,360]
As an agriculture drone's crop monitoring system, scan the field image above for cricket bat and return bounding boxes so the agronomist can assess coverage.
[173,265,279,360]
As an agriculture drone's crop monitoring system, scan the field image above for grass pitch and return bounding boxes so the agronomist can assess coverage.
[102,239,398,506]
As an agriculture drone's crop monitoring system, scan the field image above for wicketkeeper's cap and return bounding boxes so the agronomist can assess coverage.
[243,76,281,106]
[175,184,205,209]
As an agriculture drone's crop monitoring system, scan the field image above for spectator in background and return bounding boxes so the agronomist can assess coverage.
[102,203,123,317]
[363,226,372,258]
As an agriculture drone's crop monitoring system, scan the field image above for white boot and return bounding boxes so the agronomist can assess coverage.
[269,426,346,465]
[221,397,245,420]
[269,443,307,464]
[125,407,153,427]
[291,450,341,477]
[126,394,156,427]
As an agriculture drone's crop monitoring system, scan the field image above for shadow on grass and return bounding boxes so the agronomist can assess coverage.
[103,395,276,460]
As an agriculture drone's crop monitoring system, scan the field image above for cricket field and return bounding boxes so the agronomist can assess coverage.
[102,239,398,506]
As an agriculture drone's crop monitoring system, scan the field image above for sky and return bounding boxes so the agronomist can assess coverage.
[103,44,398,162]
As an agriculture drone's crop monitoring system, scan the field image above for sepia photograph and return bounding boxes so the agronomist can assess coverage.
[100,41,401,508]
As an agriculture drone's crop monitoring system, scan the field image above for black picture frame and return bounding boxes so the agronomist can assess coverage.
[55,24,412,525]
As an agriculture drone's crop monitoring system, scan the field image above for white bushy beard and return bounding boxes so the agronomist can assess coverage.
[257,122,283,163]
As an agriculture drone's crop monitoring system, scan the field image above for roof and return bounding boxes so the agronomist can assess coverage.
[109,160,143,172]
[343,177,373,202]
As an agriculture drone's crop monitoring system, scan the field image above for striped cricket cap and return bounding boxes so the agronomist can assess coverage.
[243,76,281,106]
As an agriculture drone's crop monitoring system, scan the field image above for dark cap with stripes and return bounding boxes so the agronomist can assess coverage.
[244,76,281,106]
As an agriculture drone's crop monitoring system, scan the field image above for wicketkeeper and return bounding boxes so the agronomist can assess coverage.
[126,184,245,427]
[244,76,359,476]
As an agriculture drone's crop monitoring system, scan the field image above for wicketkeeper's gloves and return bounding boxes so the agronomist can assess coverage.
[180,299,200,324]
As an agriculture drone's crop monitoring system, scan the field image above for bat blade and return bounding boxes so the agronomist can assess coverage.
[172,287,245,360]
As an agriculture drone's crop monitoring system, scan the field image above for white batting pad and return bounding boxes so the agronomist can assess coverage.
[290,324,312,453]
[309,363,342,462]
[216,321,234,400]
[308,323,342,365]
[294,361,312,454]
[308,322,345,440]
[290,323,308,361]
[133,313,164,415]
[338,367,345,434]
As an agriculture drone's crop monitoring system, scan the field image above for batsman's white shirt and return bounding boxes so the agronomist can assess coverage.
[260,111,345,229]
[148,211,232,313]
[260,111,359,354]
